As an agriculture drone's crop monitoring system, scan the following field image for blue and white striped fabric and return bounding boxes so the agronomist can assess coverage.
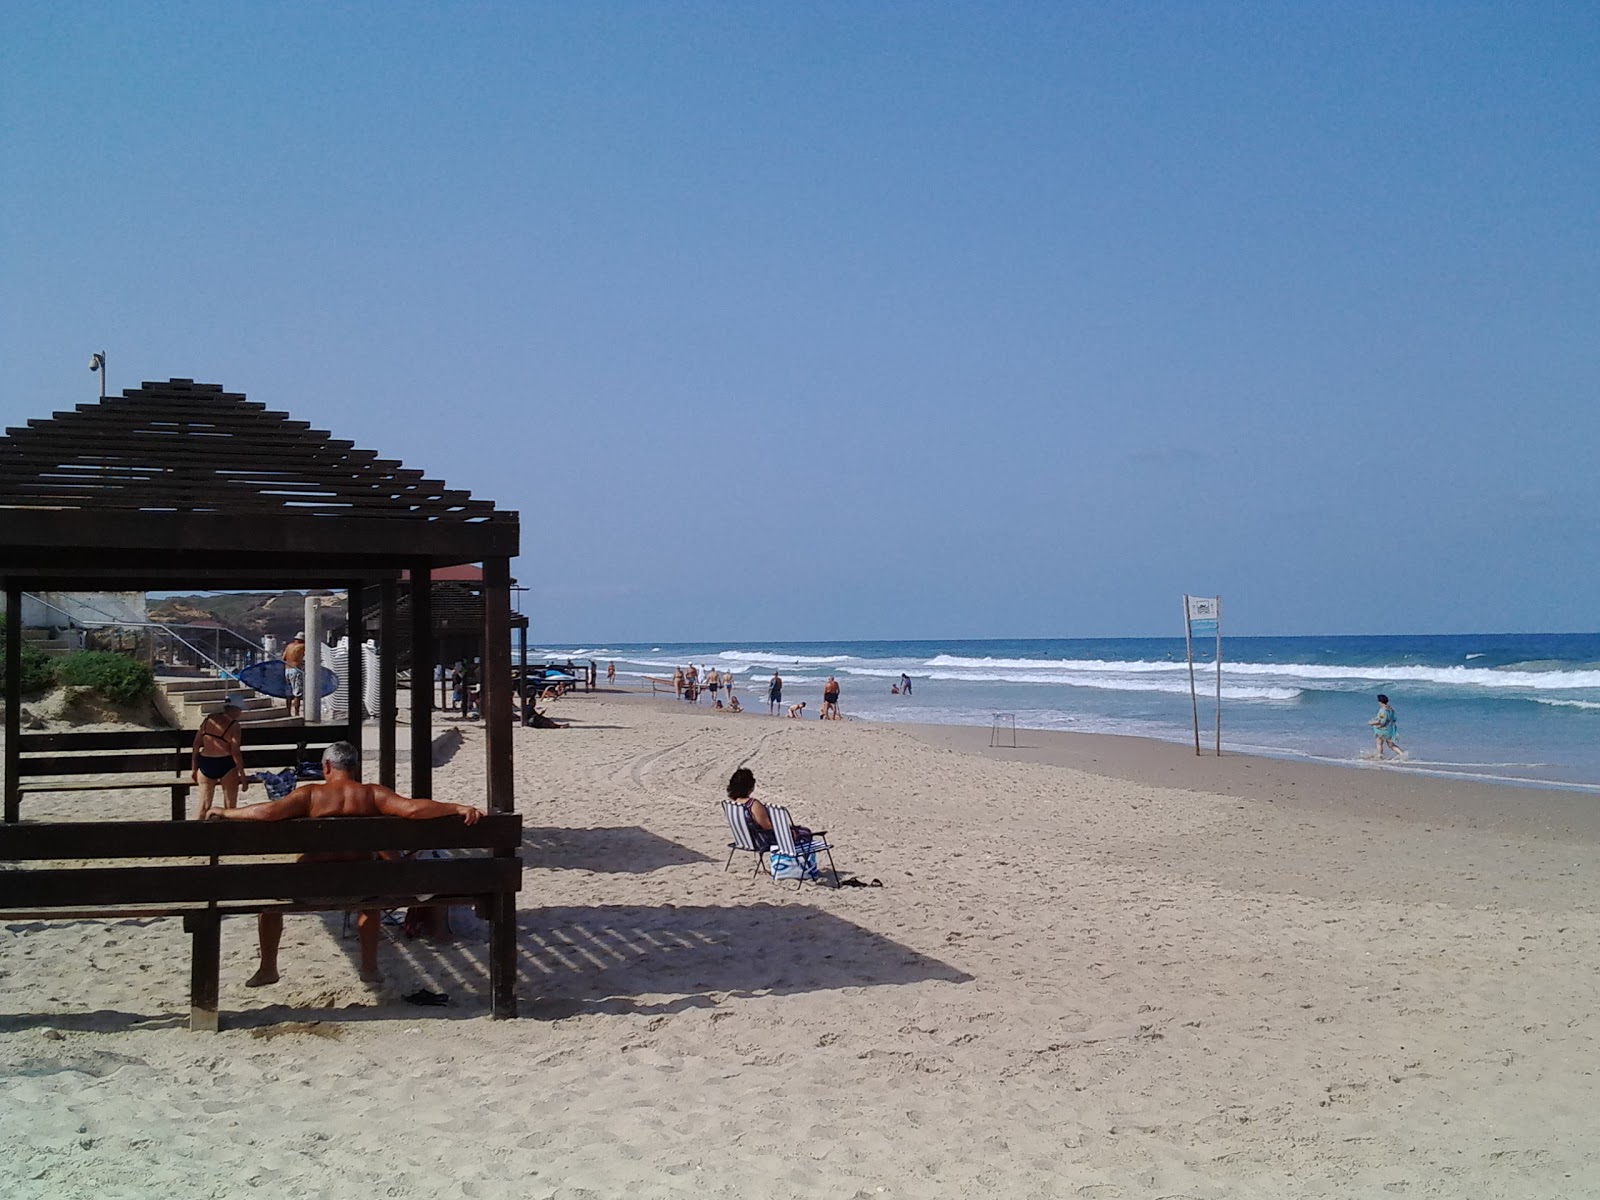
[767,804,835,886]
[722,800,767,875]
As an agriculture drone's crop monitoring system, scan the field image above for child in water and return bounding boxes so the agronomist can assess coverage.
[1369,694,1406,760]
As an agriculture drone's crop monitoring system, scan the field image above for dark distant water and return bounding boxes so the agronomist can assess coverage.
[528,635,1600,793]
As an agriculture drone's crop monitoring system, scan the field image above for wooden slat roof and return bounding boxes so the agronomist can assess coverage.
[0,379,518,572]
[358,580,530,634]
[0,379,505,521]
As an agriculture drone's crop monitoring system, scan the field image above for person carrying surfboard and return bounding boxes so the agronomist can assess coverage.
[282,631,307,717]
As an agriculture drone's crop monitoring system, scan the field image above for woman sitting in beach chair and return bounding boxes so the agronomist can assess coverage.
[725,768,812,852]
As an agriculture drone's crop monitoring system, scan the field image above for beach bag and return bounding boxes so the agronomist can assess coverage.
[770,850,820,882]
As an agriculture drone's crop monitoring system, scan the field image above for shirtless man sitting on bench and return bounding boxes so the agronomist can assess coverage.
[206,740,483,986]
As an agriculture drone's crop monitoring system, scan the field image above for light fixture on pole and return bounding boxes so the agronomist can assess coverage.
[89,352,106,400]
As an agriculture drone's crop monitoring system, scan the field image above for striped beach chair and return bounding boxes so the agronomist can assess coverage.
[722,801,767,877]
[768,804,838,889]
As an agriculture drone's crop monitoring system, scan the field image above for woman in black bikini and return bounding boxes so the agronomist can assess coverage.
[191,695,250,819]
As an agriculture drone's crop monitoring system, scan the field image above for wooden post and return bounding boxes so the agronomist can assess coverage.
[1183,596,1200,756]
[409,562,432,799]
[517,624,528,700]
[347,581,365,766]
[4,585,20,823]
[185,910,222,1032]
[490,891,517,1019]
[378,579,397,790]
[484,558,519,1018]
[483,557,514,814]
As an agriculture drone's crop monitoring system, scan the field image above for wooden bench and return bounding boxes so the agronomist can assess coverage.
[6,724,350,823]
[0,813,522,1029]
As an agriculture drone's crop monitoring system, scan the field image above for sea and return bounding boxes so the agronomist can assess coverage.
[526,635,1600,794]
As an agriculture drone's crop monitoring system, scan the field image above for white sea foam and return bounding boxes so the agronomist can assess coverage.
[845,664,1297,700]
[1532,698,1600,711]
[715,650,855,665]
[925,654,1600,692]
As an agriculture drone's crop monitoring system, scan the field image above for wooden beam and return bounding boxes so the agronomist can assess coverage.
[0,813,522,859]
[18,724,350,754]
[0,509,518,562]
[347,580,365,766]
[483,556,514,815]
[4,585,19,824]
[409,559,433,799]
[0,857,521,909]
[490,891,518,1019]
[185,910,221,1032]
[378,578,397,790]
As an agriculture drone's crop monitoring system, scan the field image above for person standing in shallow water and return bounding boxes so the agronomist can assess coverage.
[822,675,841,719]
[1369,694,1406,759]
[768,670,783,715]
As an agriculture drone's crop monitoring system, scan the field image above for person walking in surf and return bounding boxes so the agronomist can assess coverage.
[1369,694,1406,760]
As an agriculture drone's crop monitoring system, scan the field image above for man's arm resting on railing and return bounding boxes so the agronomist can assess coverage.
[371,787,485,824]
[204,789,314,821]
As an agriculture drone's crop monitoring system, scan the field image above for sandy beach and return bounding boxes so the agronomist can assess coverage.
[3,693,1599,1198]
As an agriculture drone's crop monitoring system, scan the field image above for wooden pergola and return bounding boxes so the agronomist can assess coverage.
[0,380,523,1014]
[342,567,531,679]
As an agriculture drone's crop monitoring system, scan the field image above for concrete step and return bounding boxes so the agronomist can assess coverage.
[188,696,280,716]
[159,678,241,695]
[155,676,285,729]
[174,686,262,704]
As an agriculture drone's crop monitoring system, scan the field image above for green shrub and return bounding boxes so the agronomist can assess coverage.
[53,650,155,706]
[0,644,57,696]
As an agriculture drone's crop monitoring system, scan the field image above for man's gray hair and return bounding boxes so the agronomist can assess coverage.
[321,741,360,774]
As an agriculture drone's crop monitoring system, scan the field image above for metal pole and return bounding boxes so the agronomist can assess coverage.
[1184,596,1200,755]
[1215,597,1223,756]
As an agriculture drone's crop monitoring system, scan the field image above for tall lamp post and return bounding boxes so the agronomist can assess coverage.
[89,352,106,400]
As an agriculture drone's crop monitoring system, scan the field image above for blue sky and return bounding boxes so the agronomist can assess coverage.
[4,3,1596,640]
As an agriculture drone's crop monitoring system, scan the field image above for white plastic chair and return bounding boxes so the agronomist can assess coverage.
[767,804,838,889]
[722,801,767,877]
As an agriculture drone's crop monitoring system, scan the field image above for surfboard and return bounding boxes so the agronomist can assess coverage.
[235,659,338,700]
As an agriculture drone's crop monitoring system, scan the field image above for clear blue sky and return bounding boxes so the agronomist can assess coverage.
[4,3,1596,641]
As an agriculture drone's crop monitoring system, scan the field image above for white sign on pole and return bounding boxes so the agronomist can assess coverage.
[1182,595,1223,755]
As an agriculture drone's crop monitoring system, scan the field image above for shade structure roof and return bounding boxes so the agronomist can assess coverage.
[0,379,518,589]
[354,579,529,636]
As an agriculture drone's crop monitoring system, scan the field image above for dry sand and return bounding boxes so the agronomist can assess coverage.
[3,694,1599,1198]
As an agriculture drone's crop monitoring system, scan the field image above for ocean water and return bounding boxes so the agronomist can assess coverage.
[528,635,1600,793]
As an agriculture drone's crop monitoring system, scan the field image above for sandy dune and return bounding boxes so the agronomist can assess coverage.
[3,695,1598,1198]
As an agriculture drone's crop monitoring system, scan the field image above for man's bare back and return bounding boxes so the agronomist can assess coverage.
[207,741,483,985]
